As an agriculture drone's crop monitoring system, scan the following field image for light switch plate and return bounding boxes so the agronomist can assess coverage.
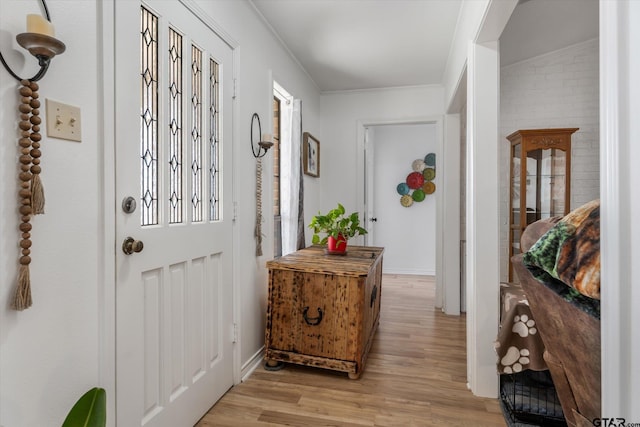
[46,99,82,142]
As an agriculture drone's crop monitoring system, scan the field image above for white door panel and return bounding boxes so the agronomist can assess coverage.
[115,1,234,426]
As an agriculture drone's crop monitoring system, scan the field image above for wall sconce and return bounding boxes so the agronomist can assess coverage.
[1,0,66,310]
[250,113,273,158]
[0,1,66,82]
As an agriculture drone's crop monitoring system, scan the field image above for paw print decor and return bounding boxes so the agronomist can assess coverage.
[495,282,548,374]
[497,315,538,373]
[512,314,537,338]
[396,152,436,207]
[500,346,531,373]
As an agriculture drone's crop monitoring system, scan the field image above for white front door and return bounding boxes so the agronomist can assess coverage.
[115,1,235,426]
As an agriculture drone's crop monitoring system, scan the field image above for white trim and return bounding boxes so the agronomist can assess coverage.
[383,269,436,276]
[274,80,293,103]
[100,1,117,425]
[462,0,518,399]
[466,39,500,398]
[231,44,242,387]
[179,0,239,49]
[599,1,621,416]
[475,0,518,44]
[446,66,468,114]
[241,347,265,382]
[321,83,443,96]
[599,0,639,418]
[435,118,445,310]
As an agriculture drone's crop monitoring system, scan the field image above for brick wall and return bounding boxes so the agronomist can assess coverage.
[499,39,600,281]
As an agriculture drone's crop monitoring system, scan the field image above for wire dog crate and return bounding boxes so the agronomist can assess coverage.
[500,370,567,427]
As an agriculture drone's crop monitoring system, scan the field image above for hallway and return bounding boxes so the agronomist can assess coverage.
[197,275,505,426]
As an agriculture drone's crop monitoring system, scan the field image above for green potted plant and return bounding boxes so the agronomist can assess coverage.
[309,203,368,253]
[62,387,106,427]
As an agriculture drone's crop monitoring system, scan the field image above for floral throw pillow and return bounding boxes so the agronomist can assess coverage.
[523,199,600,300]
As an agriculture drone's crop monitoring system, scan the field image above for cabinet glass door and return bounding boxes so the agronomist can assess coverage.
[525,148,566,223]
[510,143,522,257]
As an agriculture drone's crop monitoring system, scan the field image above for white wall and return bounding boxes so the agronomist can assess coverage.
[499,39,600,281]
[369,124,437,275]
[0,1,101,425]
[319,86,444,222]
[0,1,320,426]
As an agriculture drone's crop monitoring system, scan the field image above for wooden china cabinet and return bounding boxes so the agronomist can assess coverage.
[507,128,578,280]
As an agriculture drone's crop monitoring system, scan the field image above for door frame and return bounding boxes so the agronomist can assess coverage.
[355,115,457,313]
[100,1,241,424]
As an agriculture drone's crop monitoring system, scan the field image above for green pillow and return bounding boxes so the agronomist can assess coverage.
[524,199,600,300]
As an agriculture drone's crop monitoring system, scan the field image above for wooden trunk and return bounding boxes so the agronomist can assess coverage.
[265,245,384,379]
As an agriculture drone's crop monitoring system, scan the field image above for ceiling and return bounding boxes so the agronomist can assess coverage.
[250,0,461,92]
[500,0,598,67]
[250,0,598,93]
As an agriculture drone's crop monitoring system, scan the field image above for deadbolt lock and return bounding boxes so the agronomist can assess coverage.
[122,196,136,214]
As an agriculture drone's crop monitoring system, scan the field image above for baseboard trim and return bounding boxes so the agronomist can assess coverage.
[241,346,265,382]
[384,268,435,276]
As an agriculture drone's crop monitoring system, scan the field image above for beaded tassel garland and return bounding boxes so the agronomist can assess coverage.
[254,157,263,257]
[13,79,44,310]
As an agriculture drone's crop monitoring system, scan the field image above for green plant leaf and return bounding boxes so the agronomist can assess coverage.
[61,387,106,427]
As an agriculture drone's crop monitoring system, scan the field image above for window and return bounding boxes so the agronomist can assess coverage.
[140,6,221,226]
[273,96,282,257]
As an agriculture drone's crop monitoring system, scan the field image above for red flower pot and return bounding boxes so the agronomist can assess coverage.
[327,234,347,253]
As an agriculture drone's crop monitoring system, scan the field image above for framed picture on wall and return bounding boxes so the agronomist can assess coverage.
[303,132,320,177]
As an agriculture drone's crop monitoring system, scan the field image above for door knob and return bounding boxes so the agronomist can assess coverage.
[370,217,377,222]
[122,236,144,255]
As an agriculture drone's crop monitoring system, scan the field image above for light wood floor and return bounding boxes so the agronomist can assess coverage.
[197,274,506,426]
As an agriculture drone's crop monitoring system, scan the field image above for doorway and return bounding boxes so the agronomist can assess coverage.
[365,123,438,275]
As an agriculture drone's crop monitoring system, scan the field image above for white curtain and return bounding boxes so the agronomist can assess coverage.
[280,99,302,255]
